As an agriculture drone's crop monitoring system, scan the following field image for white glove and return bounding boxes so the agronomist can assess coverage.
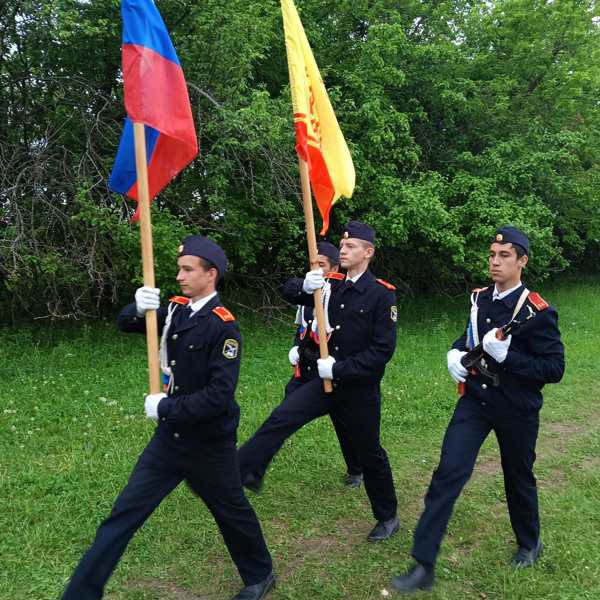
[288,346,300,366]
[302,269,325,293]
[317,355,336,380]
[144,393,166,420]
[447,348,469,383]
[482,328,512,363]
[135,286,160,317]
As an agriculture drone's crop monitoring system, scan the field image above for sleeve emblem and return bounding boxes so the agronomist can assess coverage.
[222,339,239,359]
[390,306,398,322]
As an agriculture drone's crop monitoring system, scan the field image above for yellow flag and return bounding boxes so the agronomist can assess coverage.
[281,0,355,234]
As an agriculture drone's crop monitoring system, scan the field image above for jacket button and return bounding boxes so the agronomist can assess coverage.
[481,401,487,407]
[173,432,180,439]
[359,309,364,313]
[340,304,345,309]
[307,366,311,371]
[172,334,178,340]
[161,417,166,422]
[482,384,487,390]
[188,344,194,349]
[335,325,341,330]
[334,346,339,351]
[485,318,491,324]
[174,386,179,392]
[170,359,176,366]
[308,320,313,324]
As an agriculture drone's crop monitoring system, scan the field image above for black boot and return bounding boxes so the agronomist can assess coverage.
[231,571,276,600]
[391,562,434,593]
[367,515,399,542]
[512,540,543,568]
[343,472,363,489]
[242,471,263,494]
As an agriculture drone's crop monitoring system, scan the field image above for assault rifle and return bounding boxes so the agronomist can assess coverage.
[458,305,536,392]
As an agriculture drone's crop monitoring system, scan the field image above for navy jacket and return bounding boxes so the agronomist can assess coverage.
[453,285,565,413]
[117,295,242,445]
[280,270,397,389]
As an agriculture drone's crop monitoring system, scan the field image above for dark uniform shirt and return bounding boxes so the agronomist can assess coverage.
[452,285,565,413]
[117,295,242,446]
[280,270,397,388]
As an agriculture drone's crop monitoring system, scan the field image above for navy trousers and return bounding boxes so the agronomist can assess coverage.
[63,434,272,600]
[412,396,540,567]
[239,377,397,522]
[284,376,362,476]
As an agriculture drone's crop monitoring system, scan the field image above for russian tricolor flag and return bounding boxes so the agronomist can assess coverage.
[109,0,198,220]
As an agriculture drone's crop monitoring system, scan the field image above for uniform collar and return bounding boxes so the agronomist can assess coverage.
[492,283,525,308]
[492,282,522,302]
[349,269,373,294]
[174,294,221,332]
[346,270,366,284]
[189,291,218,314]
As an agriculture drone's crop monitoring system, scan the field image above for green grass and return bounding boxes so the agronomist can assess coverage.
[1,277,599,600]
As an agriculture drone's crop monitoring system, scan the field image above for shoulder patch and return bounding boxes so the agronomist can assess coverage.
[325,272,345,281]
[222,338,239,359]
[376,278,396,291]
[169,295,190,305]
[212,306,236,322]
[471,286,488,293]
[528,292,549,311]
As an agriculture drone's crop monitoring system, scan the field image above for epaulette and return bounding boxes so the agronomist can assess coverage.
[376,278,396,291]
[528,292,549,311]
[325,272,345,281]
[169,295,189,305]
[471,286,488,293]
[212,306,236,322]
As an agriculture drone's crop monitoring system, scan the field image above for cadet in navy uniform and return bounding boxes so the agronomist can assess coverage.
[62,236,275,600]
[285,241,363,488]
[239,221,399,542]
[392,226,565,594]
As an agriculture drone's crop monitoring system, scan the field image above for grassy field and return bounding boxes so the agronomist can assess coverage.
[1,277,599,600]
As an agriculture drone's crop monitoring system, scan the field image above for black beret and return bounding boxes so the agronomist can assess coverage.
[178,235,228,278]
[342,220,375,245]
[492,226,529,255]
[317,241,340,264]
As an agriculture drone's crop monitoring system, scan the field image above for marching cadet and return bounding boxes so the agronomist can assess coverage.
[239,221,400,542]
[391,226,565,594]
[284,241,363,488]
[62,236,275,600]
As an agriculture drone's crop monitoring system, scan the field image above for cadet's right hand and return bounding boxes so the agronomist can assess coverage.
[135,286,160,317]
[288,345,300,366]
[302,269,325,293]
[447,348,469,383]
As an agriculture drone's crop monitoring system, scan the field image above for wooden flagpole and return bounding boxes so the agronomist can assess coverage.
[298,158,333,393]
[133,122,162,395]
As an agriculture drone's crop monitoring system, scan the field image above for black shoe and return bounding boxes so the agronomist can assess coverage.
[512,540,543,568]
[231,572,276,600]
[242,472,263,494]
[391,563,434,593]
[344,472,363,488]
[367,515,399,542]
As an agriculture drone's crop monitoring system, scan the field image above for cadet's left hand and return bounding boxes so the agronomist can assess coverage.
[144,393,166,420]
[482,328,512,363]
[317,355,336,379]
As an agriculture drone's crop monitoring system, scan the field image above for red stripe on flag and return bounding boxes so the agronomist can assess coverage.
[123,44,196,148]
[294,121,335,234]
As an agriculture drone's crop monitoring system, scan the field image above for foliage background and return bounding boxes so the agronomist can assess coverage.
[1,0,599,319]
